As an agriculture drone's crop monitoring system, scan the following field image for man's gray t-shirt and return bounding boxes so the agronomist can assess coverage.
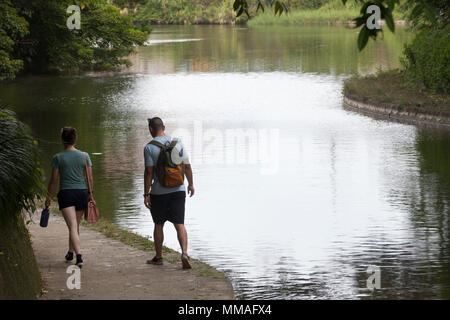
[144,135,189,195]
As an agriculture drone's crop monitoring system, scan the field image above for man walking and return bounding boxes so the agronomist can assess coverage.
[143,117,195,269]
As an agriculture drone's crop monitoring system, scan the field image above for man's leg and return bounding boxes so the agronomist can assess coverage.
[174,223,191,269]
[154,223,164,258]
[173,223,188,255]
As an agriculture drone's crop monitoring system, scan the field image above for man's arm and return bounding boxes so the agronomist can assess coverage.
[144,166,153,209]
[184,164,195,197]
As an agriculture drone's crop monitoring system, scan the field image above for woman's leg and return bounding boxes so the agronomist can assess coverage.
[67,212,82,252]
[76,210,84,235]
[62,206,81,255]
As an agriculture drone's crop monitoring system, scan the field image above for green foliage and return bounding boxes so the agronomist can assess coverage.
[0,0,29,80]
[344,0,449,50]
[133,0,240,25]
[248,1,359,26]
[112,0,147,8]
[0,216,42,299]
[0,0,148,78]
[0,108,45,219]
[400,0,449,30]
[241,0,448,50]
[234,0,288,17]
[23,0,148,74]
[48,3,148,73]
[402,26,450,94]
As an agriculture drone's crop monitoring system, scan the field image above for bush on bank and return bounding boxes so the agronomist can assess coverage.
[0,108,44,299]
[402,26,450,94]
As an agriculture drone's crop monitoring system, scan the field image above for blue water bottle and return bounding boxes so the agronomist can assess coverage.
[40,206,50,228]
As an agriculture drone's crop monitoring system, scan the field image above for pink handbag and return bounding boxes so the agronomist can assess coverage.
[84,152,99,223]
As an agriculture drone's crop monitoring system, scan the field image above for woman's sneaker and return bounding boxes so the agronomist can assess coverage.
[65,251,74,262]
[76,254,83,268]
[181,253,192,269]
[147,256,163,265]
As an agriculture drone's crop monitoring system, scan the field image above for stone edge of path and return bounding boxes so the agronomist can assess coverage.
[343,95,450,129]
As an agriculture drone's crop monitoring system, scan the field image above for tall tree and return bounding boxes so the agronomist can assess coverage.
[0,0,148,79]
[0,0,29,80]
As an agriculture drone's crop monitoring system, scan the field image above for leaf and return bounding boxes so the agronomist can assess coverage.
[353,16,366,28]
[237,7,244,18]
[386,0,395,10]
[357,26,369,51]
[384,9,395,33]
[281,2,288,15]
[410,3,423,20]
[274,1,283,16]
[422,2,437,24]
[233,0,240,11]
[256,1,264,13]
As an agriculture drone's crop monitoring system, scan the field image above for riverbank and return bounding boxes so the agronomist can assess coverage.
[343,71,450,127]
[28,212,235,300]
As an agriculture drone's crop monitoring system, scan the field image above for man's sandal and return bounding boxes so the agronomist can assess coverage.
[181,253,192,269]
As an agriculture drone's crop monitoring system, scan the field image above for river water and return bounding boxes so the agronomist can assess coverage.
[1,25,450,299]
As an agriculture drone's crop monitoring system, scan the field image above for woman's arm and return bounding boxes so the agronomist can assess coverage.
[86,165,94,192]
[45,168,59,207]
[85,165,94,201]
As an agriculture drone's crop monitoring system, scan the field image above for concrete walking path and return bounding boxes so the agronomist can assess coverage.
[28,213,234,300]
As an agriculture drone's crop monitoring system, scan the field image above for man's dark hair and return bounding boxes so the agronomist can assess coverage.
[148,117,164,132]
[61,127,77,145]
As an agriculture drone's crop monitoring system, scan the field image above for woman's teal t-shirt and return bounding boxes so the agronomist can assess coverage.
[51,150,92,190]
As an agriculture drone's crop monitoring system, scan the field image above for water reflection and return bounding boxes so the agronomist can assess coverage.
[1,25,449,299]
[127,25,412,75]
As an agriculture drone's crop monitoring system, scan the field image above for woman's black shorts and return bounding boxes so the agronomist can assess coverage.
[150,191,186,224]
[57,189,89,211]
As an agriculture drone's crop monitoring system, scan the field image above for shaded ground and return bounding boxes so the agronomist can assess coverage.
[28,213,234,300]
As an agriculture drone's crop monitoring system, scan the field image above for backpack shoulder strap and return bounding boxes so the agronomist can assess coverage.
[169,138,179,149]
[149,140,167,150]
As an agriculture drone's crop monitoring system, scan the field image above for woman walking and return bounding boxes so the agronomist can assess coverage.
[45,127,94,267]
